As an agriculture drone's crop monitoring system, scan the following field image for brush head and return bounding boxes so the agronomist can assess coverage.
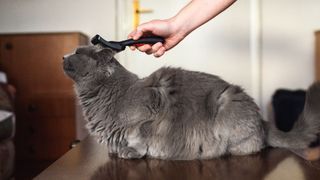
[91,34,125,52]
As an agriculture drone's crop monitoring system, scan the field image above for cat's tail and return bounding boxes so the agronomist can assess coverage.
[266,82,320,149]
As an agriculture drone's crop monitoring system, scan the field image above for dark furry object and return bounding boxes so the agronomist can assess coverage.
[272,89,306,132]
[63,45,320,160]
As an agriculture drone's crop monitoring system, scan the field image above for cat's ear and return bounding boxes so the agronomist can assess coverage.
[93,46,116,61]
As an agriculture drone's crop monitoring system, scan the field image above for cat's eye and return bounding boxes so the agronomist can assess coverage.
[82,72,89,77]
[75,49,81,54]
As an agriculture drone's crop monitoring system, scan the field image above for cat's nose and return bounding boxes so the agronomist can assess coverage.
[63,53,72,60]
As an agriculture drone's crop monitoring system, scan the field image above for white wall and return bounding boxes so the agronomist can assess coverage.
[0,0,116,39]
[261,0,320,115]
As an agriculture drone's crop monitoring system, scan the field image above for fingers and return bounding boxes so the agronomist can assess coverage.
[128,29,143,40]
[137,44,152,53]
[128,24,149,40]
[127,22,166,57]
[136,42,166,57]
[154,47,166,58]
[128,30,137,50]
[133,30,143,40]
[129,46,136,51]
[145,42,162,55]
[127,29,136,39]
[127,28,147,51]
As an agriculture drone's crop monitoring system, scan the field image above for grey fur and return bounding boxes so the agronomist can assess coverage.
[63,45,320,160]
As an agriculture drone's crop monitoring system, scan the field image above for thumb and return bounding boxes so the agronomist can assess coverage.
[133,22,155,40]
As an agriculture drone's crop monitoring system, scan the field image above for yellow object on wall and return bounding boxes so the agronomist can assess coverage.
[133,0,153,28]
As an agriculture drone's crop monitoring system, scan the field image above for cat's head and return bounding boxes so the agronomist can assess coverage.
[63,45,118,84]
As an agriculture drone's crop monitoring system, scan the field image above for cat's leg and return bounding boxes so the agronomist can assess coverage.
[118,140,147,159]
[200,137,229,159]
[106,139,142,159]
[228,134,265,156]
[118,147,145,159]
[117,129,148,159]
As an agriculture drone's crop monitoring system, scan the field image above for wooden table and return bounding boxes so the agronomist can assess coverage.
[35,136,320,180]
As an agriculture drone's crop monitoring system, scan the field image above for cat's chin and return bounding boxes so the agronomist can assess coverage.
[63,61,80,82]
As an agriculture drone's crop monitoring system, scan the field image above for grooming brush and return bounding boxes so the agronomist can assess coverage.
[91,34,164,52]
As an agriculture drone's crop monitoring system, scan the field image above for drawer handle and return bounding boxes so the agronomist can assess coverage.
[5,43,13,50]
[29,126,35,134]
[28,104,37,112]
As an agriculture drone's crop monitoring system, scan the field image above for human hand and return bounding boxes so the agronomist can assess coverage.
[128,19,186,58]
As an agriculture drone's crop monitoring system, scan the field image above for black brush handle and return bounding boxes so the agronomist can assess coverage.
[120,36,165,46]
[91,34,165,51]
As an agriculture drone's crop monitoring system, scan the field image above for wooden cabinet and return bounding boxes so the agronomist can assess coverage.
[316,31,320,80]
[0,33,87,163]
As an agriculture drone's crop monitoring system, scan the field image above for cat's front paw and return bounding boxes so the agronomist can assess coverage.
[119,147,144,159]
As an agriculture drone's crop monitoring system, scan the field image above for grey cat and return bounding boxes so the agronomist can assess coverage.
[63,44,320,160]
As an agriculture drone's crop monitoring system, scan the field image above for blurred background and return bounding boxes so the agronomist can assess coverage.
[0,0,319,179]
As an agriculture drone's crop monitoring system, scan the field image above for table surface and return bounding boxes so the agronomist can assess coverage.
[35,136,320,180]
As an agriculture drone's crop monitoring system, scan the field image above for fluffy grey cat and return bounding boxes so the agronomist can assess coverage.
[63,44,320,160]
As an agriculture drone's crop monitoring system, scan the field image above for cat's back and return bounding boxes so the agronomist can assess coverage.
[143,66,262,130]
[141,67,233,123]
[144,67,229,94]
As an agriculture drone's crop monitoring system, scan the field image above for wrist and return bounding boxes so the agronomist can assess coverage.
[167,16,189,39]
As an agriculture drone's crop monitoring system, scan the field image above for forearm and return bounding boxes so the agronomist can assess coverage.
[169,0,236,37]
